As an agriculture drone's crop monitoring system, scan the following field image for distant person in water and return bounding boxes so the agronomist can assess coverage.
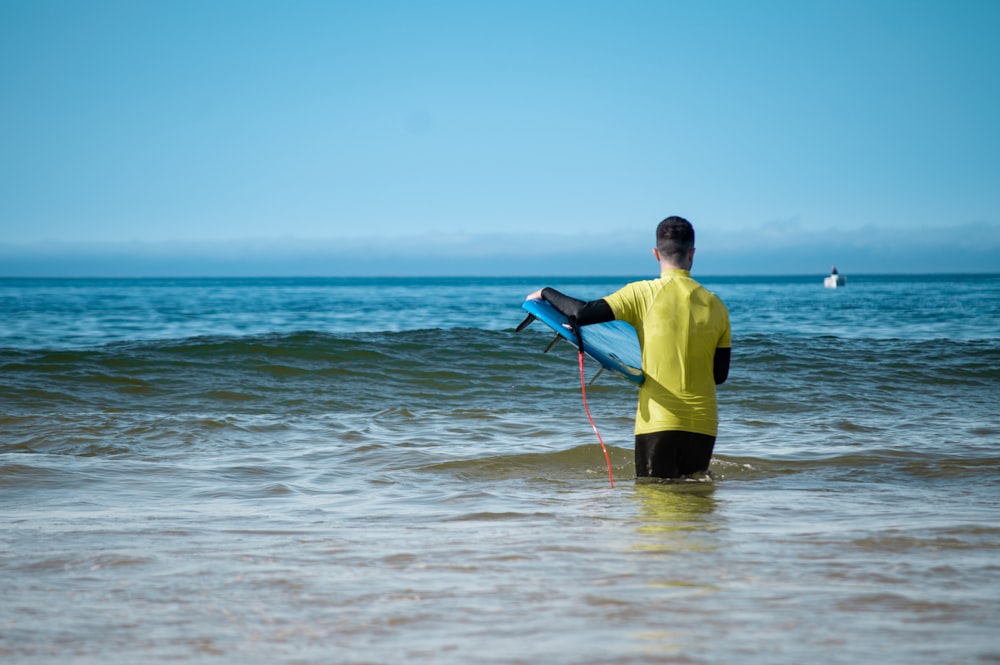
[526,216,731,480]
[831,265,839,275]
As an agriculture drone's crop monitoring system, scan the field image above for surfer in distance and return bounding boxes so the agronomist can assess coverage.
[526,216,731,480]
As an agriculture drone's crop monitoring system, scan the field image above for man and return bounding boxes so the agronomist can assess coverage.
[526,216,731,480]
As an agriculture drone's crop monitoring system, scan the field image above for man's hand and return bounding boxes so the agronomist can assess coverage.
[525,289,545,301]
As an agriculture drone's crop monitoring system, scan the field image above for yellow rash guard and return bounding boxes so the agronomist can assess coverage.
[603,269,731,437]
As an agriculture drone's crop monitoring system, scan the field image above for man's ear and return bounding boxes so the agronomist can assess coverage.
[652,247,661,262]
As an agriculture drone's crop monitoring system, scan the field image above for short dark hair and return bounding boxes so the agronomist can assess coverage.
[656,216,695,261]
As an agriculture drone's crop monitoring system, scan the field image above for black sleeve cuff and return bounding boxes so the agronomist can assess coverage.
[541,288,614,325]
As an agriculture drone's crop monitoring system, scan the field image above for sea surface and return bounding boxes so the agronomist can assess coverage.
[1,274,998,664]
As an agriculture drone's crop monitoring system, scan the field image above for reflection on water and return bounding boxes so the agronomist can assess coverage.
[634,480,717,520]
[625,483,722,658]
[630,482,720,558]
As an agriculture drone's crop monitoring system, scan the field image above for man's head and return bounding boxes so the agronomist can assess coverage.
[654,216,695,269]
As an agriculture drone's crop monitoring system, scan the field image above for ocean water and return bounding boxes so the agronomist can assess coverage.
[1,274,998,664]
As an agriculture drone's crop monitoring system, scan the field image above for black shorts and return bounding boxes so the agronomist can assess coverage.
[634,430,716,479]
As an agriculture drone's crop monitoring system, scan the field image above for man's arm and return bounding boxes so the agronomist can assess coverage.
[527,287,615,325]
[714,347,730,385]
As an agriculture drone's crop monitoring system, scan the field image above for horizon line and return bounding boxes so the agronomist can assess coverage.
[2,271,997,280]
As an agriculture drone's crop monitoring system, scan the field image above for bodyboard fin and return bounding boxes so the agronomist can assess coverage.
[515,313,537,333]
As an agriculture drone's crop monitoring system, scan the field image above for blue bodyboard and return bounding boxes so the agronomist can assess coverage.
[520,298,644,386]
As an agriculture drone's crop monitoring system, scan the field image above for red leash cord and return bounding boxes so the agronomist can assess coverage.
[578,349,614,488]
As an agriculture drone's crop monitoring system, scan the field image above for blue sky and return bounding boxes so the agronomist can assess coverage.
[1,0,998,276]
